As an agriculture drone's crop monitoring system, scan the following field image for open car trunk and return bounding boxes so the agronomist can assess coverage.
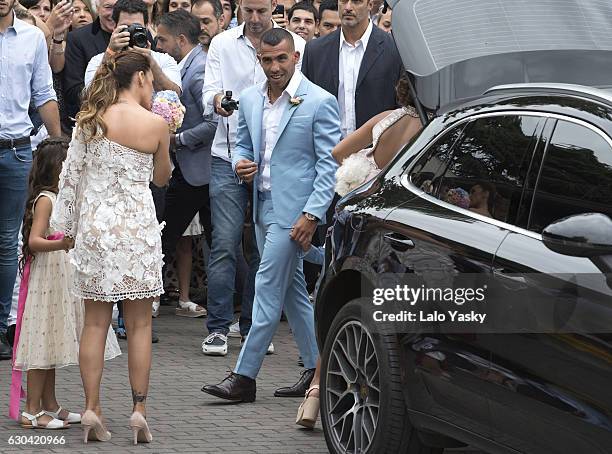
[389,0,612,112]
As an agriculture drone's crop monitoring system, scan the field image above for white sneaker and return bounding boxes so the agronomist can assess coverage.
[202,332,228,356]
[152,299,160,318]
[228,321,241,338]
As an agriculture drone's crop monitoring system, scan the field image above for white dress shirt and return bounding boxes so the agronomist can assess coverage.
[84,49,182,91]
[177,46,197,72]
[202,22,305,162]
[258,71,303,192]
[0,15,56,139]
[338,20,373,139]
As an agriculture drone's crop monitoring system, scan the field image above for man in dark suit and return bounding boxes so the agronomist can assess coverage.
[156,10,217,314]
[301,0,403,292]
[301,0,403,138]
[63,0,116,124]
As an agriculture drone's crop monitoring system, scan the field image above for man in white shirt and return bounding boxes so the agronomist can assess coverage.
[0,4,60,360]
[200,0,305,357]
[83,0,182,94]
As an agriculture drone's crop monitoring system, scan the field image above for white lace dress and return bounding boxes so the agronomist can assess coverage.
[52,129,164,302]
[335,107,419,196]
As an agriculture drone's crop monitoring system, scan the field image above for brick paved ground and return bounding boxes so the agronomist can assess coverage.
[0,306,483,454]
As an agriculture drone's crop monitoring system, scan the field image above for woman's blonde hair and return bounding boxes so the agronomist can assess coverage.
[76,50,151,142]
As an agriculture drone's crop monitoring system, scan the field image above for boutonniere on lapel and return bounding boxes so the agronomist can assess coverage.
[289,96,303,107]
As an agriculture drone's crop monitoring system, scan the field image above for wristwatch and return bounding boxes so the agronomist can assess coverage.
[175,133,182,148]
[303,212,318,222]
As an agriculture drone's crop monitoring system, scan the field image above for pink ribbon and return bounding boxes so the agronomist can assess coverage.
[9,232,65,421]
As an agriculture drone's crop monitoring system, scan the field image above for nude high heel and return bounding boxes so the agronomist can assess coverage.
[81,410,111,443]
[296,385,320,429]
[129,411,152,445]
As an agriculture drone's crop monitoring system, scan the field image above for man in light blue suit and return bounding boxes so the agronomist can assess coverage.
[201,28,340,402]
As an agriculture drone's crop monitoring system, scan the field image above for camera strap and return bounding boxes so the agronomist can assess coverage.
[226,117,231,159]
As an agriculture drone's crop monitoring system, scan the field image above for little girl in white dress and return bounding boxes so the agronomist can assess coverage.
[10,138,120,429]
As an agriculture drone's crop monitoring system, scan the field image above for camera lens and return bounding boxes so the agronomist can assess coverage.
[134,33,148,48]
[128,24,149,49]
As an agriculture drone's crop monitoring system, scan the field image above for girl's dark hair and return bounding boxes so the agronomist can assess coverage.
[396,72,415,108]
[20,138,69,272]
[77,50,151,142]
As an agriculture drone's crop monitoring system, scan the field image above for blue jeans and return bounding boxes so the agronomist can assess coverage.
[0,145,32,333]
[206,157,259,336]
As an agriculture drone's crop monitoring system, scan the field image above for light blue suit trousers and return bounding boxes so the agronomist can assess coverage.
[234,194,318,379]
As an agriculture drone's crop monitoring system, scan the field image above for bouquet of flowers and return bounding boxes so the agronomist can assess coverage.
[335,149,379,197]
[151,90,185,133]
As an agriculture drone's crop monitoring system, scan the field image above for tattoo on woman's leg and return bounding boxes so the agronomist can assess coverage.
[132,389,147,404]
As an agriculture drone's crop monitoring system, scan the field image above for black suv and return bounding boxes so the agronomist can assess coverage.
[315,2,612,453]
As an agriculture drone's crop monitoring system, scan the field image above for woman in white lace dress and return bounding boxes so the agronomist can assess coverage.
[52,51,171,444]
[334,74,424,196]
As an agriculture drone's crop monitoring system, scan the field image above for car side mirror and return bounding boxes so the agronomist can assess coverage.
[542,213,612,257]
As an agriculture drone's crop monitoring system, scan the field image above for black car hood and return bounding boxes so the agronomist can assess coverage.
[389,0,612,110]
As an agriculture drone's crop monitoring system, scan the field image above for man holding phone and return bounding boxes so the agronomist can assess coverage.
[271,2,285,27]
[200,0,305,357]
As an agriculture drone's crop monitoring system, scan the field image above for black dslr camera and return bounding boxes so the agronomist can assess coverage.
[127,23,148,48]
[220,90,239,112]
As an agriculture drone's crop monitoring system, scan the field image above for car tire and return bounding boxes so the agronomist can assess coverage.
[320,298,442,454]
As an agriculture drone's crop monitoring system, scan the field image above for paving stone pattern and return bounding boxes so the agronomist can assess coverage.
[0,306,483,454]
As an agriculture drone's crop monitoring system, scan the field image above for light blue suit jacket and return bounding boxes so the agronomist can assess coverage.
[232,74,340,228]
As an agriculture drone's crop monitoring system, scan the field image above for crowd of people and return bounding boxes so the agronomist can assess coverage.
[0,0,420,443]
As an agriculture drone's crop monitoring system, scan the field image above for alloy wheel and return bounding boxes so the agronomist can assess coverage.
[325,320,380,454]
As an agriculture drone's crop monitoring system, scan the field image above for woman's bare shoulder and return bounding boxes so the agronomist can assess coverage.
[138,108,168,134]
[113,105,167,134]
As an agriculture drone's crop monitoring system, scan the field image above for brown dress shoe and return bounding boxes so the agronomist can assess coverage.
[274,368,315,397]
[201,372,256,403]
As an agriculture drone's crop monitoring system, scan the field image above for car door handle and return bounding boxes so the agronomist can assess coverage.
[493,270,528,290]
[384,233,415,250]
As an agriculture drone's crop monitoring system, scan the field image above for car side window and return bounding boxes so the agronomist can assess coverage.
[433,115,540,224]
[409,124,464,193]
[528,120,612,233]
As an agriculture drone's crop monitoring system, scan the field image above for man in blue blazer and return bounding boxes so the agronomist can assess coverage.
[202,28,340,402]
[156,10,217,310]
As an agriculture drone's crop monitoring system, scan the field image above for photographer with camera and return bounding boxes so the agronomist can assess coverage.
[83,0,182,95]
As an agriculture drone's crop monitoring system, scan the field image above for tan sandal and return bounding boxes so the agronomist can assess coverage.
[21,411,68,430]
[296,385,320,429]
[175,300,207,318]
